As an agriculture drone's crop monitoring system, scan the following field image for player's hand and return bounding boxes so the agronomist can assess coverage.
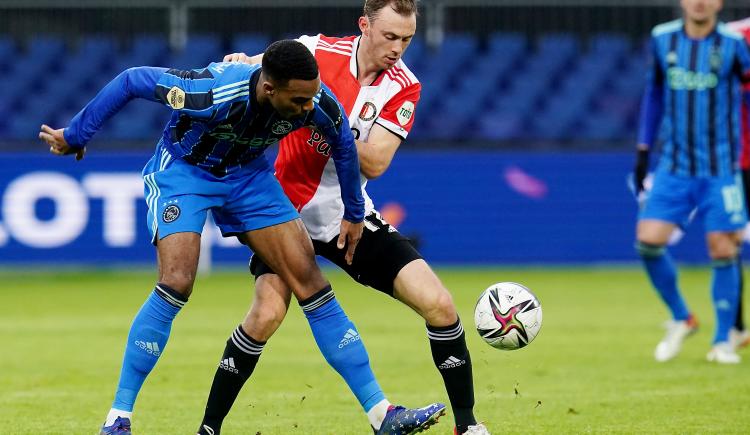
[39,124,86,161]
[337,219,364,265]
[223,52,252,63]
[634,147,649,194]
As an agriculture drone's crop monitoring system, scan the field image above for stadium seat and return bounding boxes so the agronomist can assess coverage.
[230,33,271,57]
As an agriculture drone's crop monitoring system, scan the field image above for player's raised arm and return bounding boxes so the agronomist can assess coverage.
[634,35,664,194]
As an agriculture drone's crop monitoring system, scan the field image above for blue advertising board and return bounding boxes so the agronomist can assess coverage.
[0,151,719,265]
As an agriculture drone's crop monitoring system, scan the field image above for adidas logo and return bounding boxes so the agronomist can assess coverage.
[219,357,239,374]
[439,356,466,369]
[338,328,361,348]
[134,340,161,356]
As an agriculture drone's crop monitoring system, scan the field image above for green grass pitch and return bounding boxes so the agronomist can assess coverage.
[1,266,748,434]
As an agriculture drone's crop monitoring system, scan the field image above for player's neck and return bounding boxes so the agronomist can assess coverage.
[356,42,384,86]
[684,17,717,39]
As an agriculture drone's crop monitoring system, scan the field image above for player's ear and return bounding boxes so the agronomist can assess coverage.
[262,81,275,96]
[358,16,369,36]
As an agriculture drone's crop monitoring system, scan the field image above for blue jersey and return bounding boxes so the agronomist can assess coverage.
[64,62,364,222]
[638,20,750,177]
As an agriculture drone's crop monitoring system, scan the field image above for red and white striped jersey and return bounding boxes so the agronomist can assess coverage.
[274,34,421,242]
[729,18,750,170]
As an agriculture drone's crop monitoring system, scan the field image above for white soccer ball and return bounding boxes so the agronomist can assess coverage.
[473,282,543,350]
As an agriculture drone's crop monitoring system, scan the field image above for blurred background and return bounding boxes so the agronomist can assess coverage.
[1,0,748,267]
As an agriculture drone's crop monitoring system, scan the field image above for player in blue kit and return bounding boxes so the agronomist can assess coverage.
[39,40,439,434]
[634,0,750,364]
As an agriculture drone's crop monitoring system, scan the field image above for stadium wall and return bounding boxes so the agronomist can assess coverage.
[0,150,716,266]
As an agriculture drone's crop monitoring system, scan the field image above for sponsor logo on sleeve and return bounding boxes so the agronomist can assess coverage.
[167,86,186,110]
[396,101,414,126]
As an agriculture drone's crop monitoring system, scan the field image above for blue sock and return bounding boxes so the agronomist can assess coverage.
[112,284,187,411]
[711,258,740,344]
[300,286,385,412]
[637,242,690,321]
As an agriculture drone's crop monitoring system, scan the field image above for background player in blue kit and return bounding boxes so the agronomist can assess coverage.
[634,0,750,364]
[39,40,440,434]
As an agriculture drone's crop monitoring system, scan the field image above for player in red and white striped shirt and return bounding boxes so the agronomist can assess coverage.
[198,1,488,435]
[728,17,750,349]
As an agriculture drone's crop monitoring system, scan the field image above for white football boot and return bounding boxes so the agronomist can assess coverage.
[729,328,750,350]
[654,315,698,362]
[706,342,741,364]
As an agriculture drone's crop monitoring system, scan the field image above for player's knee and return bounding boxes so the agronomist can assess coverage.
[635,241,665,259]
[158,272,195,297]
[243,303,288,341]
[422,287,458,326]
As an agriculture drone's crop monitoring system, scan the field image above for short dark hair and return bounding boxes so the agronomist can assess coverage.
[363,0,418,21]
[262,39,319,87]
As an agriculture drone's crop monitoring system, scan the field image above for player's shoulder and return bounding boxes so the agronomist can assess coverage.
[717,22,747,42]
[651,19,683,38]
[383,59,420,93]
[314,34,357,56]
[206,62,257,88]
[313,83,345,129]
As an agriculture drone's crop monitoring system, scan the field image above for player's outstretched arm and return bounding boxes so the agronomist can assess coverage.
[63,66,168,149]
[39,124,86,161]
[223,52,263,64]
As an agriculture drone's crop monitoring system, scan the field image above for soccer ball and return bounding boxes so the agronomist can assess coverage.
[473,282,542,350]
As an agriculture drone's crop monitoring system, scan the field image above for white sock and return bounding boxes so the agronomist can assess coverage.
[105,409,132,426]
[367,399,392,430]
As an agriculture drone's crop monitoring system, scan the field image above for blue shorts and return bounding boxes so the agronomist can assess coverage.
[639,171,747,232]
[141,144,299,243]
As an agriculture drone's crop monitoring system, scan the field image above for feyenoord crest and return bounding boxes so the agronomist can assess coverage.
[162,205,181,223]
[271,120,293,135]
[359,102,378,121]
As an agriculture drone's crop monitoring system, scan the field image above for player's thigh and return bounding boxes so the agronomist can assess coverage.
[637,220,678,245]
[315,211,423,296]
[155,232,201,295]
[212,160,299,236]
[239,219,327,299]
[701,175,747,235]
[143,156,224,245]
[393,259,457,324]
[638,172,695,244]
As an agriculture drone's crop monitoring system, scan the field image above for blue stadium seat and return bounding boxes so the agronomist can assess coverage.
[477,110,526,140]
[0,35,17,70]
[488,32,527,58]
[589,33,630,58]
[129,34,170,66]
[169,34,222,69]
[230,33,271,57]
[401,38,425,69]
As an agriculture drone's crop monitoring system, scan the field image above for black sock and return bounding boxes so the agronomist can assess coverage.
[427,319,476,434]
[198,325,266,435]
[736,256,745,331]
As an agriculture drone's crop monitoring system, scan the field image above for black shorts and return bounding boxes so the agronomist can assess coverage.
[249,211,422,296]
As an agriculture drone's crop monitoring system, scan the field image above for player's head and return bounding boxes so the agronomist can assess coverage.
[359,0,418,70]
[680,0,722,25]
[261,39,321,119]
